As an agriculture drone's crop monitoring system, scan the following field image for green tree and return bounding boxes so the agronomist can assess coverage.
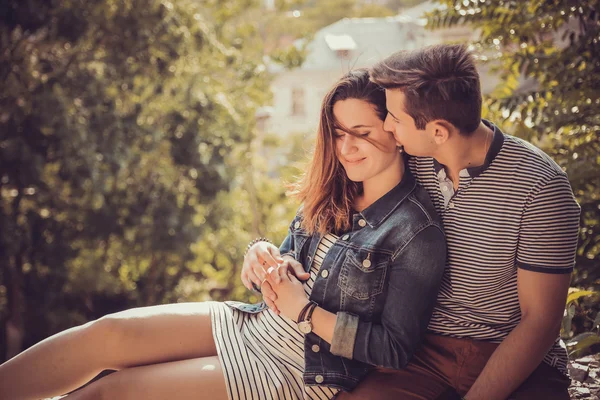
[429,0,600,333]
[0,0,270,360]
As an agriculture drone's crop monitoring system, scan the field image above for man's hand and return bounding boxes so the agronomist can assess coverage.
[262,257,309,315]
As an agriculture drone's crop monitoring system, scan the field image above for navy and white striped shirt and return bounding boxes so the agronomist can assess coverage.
[409,120,580,374]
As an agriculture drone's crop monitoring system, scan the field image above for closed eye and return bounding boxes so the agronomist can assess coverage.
[334,130,370,138]
[387,113,400,123]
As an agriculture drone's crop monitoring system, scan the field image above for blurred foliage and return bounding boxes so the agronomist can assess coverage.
[0,0,395,362]
[386,0,428,11]
[295,0,394,31]
[261,0,400,69]
[430,0,599,350]
[563,289,600,358]
[0,0,287,360]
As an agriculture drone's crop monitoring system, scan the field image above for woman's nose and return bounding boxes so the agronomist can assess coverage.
[340,135,357,155]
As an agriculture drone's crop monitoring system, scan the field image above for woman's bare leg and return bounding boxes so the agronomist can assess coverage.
[0,302,219,400]
[64,356,229,400]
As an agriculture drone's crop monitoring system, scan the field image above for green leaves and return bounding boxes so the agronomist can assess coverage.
[0,0,273,358]
[567,333,600,359]
[567,290,597,306]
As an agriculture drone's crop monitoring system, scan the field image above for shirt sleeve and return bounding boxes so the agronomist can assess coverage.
[516,172,580,274]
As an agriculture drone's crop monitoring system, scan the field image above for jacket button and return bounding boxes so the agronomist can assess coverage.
[294,221,301,229]
[341,234,349,240]
[362,259,372,268]
[312,344,320,352]
[315,375,324,383]
[320,269,329,278]
[358,219,366,227]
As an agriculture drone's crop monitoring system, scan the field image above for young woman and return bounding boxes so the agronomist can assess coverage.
[0,69,446,400]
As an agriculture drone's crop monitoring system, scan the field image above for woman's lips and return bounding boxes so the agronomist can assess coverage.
[345,158,366,164]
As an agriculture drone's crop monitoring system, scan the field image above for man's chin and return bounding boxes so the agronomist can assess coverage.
[402,148,417,157]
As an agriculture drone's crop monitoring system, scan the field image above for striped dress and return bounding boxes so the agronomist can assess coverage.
[209,234,341,400]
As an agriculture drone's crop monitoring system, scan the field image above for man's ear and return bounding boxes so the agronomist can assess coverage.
[426,120,453,145]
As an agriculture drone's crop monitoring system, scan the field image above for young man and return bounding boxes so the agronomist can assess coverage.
[243,44,580,399]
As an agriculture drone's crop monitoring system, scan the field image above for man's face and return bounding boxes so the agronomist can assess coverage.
[383,89,436,157]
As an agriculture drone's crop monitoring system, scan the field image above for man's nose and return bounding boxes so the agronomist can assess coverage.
[383,114,393,132]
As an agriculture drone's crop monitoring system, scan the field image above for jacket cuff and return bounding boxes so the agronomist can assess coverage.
[330,312,359,359]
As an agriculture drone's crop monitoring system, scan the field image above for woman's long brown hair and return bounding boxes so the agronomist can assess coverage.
[288,69,388,235]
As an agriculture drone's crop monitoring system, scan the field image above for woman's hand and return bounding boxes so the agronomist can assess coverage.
[261,257,309,315]
[241,241,283,291]
[266,266,309,322]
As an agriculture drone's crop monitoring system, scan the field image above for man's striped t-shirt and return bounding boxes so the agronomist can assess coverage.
[408,120,580,374]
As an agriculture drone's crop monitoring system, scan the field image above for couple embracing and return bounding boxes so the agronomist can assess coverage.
[0,44,580,400]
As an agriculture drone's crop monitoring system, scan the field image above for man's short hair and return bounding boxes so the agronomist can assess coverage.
[370,44,482,135]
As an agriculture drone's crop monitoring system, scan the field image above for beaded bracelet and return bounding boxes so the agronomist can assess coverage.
[244,237,272,258]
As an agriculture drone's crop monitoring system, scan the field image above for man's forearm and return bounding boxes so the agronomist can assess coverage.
[465,317,560,400]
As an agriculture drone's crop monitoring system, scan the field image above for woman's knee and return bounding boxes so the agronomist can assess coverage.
[83,315,132,367]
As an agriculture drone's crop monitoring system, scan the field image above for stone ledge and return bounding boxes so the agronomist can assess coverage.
[568,354,600,399]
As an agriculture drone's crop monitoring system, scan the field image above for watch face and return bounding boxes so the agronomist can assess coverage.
[298,321,312,334]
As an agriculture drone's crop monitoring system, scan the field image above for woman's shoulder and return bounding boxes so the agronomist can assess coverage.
[408,184,442,225]
[383,184,443,237]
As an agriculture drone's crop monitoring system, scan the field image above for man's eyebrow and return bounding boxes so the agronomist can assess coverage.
[387,111,400,120]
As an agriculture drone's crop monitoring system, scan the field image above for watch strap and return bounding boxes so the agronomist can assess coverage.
[296,301,313,323]
[305,301,318,323]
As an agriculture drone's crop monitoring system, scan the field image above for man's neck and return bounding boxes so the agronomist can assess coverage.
[433,122,494,188]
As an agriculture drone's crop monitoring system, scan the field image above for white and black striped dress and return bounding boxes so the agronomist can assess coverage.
[209,233,340,400]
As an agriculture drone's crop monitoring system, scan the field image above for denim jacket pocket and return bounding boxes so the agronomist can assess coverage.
[337,248,389,300]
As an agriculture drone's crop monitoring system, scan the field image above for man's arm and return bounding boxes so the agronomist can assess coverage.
[466,172,580,399]
[464,270,571,400]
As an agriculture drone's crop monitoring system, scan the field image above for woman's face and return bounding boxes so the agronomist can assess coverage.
[333,98,400,184]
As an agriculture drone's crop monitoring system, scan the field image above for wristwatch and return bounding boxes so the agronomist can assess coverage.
[298,302,318,334]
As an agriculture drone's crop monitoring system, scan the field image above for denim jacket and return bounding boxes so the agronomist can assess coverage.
[229,168,446,392]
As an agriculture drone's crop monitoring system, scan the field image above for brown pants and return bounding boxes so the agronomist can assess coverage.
[337,334,570,400]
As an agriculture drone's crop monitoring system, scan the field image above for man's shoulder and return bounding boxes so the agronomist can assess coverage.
[499,133,565,177]
[407,155,434,177]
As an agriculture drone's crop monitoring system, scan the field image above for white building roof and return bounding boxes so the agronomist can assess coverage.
[302,16,426,70]
[324,34,357,51]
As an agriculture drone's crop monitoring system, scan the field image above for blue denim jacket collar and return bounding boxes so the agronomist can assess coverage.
[357,165,417,229]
